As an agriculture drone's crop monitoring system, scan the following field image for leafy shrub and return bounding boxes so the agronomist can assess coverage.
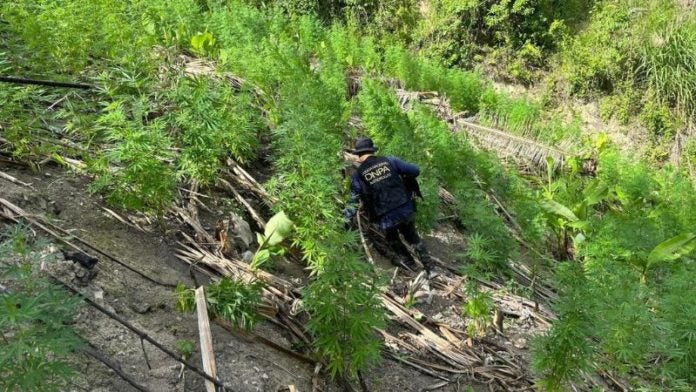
[534,150,696,388]
[168,76,261,183]
[206,278,264,330]
[555,1,635,96]
[639,13,696,118]
[640,100,680,142]
[90,101,177,214]
[462,285,494,338]
[479,88,582,144]
[304,240,386,377]
[416,0,594,78]
[598,81,642,124]
[348,0,421,42]
[0,225,83,391]
[383,46,485,113]
[0,0,203,74]
[532,262,595,391]
[479,88,540,136]
[176,278,264,331]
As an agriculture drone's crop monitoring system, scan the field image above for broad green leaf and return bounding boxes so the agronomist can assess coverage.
[542,199,579,222]
[583,181,609,206]
[545,156,555,182]
[567,220,589,231]
[573,232,586,247]
[595,132,609,151]
[647,232,696,268]
[251,249,270,270]
[264,211,294,246]
[256,232,266,247]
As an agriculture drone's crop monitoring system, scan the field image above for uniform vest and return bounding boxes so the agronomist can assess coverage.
[357,156,409,217]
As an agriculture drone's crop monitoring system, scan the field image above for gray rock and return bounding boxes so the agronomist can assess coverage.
[230,213,254,249]
[132,302,152,314]
[242,251,254,263]
[513,338,527,349]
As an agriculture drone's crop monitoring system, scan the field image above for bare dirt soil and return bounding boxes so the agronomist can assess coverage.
[0,161,543,392]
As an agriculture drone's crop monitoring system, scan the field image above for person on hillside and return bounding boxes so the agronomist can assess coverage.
[344,137,434,275]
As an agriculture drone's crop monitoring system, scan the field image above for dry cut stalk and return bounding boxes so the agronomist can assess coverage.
[218,178,266,227]
[393,88,567,171]
[196,287,219,392]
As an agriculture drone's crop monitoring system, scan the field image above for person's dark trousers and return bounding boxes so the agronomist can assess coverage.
[384,218,433,272]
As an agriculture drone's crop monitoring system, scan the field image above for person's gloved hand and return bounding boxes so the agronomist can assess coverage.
[343,206,358,231]
[344,216,357,231]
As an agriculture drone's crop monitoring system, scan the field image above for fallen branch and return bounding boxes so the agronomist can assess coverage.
[356,212,375,265]
[382,350,450,382]
[0,76,94,89]
[0,170,35,190]
[218,178,266,227]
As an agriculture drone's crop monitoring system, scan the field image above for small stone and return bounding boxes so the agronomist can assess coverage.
[261,373,268,379]
[94,290,105,307]
[513,338,527,349]
[253,366,260,372]
[242,251,254,263]
[133,302,151,314]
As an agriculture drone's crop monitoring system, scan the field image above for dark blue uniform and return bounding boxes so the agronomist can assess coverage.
[345,156,432,271]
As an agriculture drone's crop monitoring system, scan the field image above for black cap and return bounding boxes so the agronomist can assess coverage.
[353,137,378,155]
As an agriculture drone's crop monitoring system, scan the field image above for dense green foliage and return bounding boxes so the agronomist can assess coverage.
[0,225,83,391]
[200,4,388,376]
[3,0,696,390]
[533,149,696,389]
[358,81,534,269]
[548,0,696,165]
[176,278,264,331]
[417,0,593,80]
[479,88,582,145]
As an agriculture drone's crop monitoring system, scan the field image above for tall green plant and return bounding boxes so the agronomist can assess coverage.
[0,225,83,391]
[535,150,696,389]
[304,238,386,377]
[207,5,387,378]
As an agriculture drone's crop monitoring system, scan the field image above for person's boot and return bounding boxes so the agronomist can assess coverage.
[392,254,417,272]
[415,242,436,278]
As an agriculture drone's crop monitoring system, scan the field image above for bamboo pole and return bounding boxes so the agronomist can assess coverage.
[195,287,219,392]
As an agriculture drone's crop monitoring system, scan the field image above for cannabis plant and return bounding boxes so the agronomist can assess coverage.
[175,278,264,331]
[304,237,386,377]
[0,224,83,391]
